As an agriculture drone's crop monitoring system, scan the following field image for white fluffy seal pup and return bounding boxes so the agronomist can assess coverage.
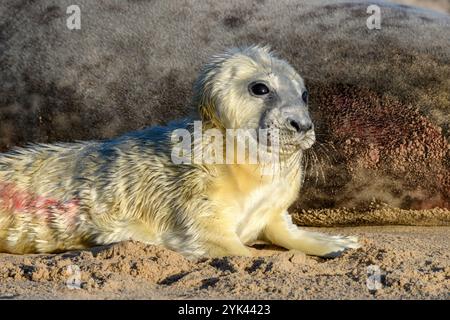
[0,46,359,257]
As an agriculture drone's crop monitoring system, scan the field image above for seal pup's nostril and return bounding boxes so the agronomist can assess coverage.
[287,118,312,133]
[289,119,301,132]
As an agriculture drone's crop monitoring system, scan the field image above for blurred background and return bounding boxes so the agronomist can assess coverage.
[393,0,449,13]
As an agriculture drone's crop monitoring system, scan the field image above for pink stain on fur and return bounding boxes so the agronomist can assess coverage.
[0,182,79,222]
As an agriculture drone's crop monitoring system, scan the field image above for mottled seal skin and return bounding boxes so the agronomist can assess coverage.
[296,84,450,211]
[0,0,449,215]
[0,46,360,256]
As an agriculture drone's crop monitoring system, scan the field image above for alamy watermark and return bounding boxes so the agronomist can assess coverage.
[66,264,82,289]
[367,5,381,30]
[171,121,283,171]
[66,5,81,30]
[366,264,384,291]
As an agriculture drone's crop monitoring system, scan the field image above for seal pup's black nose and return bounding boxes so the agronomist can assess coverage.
[287,118,312,133]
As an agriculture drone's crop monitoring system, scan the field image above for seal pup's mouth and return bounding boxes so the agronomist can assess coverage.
[289,127,316,150]
[257,103,316,154]
[259,121,316,154]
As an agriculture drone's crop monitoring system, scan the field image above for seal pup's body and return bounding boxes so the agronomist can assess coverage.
[0,46,359,258]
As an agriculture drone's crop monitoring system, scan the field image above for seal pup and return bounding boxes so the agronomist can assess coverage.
[0,45,359,257]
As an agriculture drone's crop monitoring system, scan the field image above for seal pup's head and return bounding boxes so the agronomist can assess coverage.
[192,45,315,154]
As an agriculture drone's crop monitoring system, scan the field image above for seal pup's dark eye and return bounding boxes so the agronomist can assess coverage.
[302,90,309,104]
[249,82,270,96]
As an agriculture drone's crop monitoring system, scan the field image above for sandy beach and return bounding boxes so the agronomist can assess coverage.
[0,223,448,300]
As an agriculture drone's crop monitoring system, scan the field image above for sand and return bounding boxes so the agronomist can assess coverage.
[0,223,448,300]
[292,207,450,227]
